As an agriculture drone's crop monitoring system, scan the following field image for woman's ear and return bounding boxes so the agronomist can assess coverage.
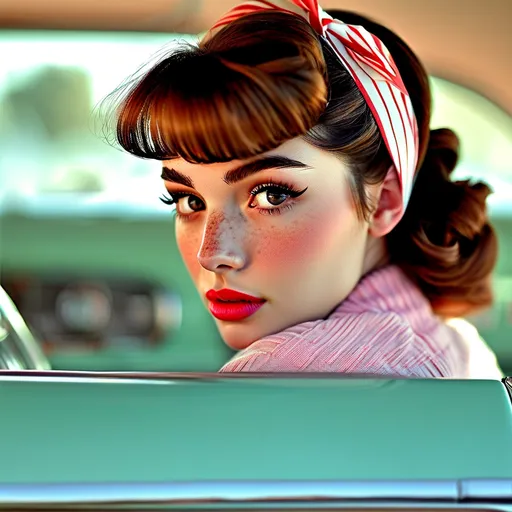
[368,166,404,238]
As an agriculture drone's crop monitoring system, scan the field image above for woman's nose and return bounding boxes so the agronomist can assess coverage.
[197,210,247,273]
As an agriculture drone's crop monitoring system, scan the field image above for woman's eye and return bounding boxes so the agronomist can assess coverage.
[251,189,290,208]
[176,195,205,215]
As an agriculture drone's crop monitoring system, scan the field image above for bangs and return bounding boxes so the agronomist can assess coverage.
[110,12,328,163]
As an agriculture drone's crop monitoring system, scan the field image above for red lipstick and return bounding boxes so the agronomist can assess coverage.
[206,289,266,321]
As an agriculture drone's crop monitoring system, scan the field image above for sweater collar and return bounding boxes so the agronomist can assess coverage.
[333,265,435,329]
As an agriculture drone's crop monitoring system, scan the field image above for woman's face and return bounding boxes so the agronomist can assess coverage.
[162,138,373,350]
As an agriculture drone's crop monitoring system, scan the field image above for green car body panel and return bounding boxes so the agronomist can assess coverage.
[0,375,511,484]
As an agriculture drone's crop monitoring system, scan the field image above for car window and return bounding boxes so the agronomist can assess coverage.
[0,30,510,373]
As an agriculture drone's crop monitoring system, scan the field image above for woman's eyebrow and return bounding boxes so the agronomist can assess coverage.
[223,156,310,185]
[161,167,194,188]
[161,156,309,188]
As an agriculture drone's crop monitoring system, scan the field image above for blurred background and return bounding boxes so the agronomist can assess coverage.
[0,0,510,373]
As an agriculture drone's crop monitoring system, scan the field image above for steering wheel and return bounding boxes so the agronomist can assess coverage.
[0,286,51,370]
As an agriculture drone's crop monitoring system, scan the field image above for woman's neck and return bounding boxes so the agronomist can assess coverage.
[362,235,389,275]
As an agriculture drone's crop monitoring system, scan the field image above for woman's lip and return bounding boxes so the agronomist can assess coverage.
[207,300,265,321]
[205,289,266,321]
[206,289,265,303]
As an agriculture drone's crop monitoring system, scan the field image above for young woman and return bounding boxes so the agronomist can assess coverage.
[111,0,502,377]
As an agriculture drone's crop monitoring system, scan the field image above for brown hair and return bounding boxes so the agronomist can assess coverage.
[111,8,497,317]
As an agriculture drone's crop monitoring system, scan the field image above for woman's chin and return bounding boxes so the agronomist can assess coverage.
[209,302,274,350]
[209,303,303,350]
[216,322,261,350]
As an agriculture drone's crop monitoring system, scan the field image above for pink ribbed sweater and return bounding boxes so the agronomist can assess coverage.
[219,265,502,378]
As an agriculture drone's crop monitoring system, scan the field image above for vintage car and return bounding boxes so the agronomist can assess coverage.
[1,370,512,510]
[0,0,511,509]
[1,287,512,510]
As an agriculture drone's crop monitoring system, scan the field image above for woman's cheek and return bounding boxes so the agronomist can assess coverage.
[252,215,326,273]
[175,225,202,279]
[252,197,359,274]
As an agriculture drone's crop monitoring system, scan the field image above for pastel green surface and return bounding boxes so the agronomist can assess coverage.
[0,215,232,372]
[0,377,511,483]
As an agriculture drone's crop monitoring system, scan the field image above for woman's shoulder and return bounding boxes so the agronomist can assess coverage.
[220,310,441,375]
[445,318,503,380]
[220,309,503,378]
[295,310,458,377]
[306,311,503,379]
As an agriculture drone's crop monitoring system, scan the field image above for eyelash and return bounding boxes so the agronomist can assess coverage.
[249,181,307,215]
[160,180,307,218]
[159,192,186,207]
[159,192,194,221]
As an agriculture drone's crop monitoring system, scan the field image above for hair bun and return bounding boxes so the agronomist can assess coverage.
[388,127,498,317]
[418,128,490,244]
[426,128,459,177]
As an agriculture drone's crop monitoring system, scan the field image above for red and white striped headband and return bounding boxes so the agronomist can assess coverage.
[211,0,419,207]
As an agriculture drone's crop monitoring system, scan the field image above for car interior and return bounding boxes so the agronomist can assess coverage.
[0,0,511,374]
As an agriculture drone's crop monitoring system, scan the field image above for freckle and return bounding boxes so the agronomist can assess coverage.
[202,210,224,254]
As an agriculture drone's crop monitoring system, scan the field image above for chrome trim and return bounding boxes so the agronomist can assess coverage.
[0,375,172,385]
[504,378,512,402]
[460,481,512,500]
[0,370,405,381]
[0,287,50,370]
[0,480,511,507]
